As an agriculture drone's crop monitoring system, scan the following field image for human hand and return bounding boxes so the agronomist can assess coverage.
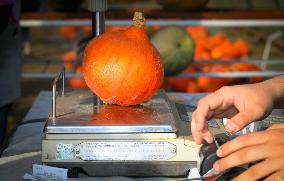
[213,125,284,181]
[191,83,274,144]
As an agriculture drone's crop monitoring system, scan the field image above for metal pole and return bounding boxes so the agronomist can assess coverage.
[62,67,65,95]
[52,83,56,122]
[89,0,107,37]
[261,31,283,69]
[92,12,105,36]
[89,0,107,110]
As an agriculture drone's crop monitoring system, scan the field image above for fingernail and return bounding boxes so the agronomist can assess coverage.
[195,139,202,145]
[192,136,200,145]
[206,135,213,144]
[216,148,222,157]
[213,162,220,172]
[225,122,236,132]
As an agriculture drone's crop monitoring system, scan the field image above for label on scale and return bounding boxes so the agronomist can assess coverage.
[56,141,177,161]
[76,141,177,161]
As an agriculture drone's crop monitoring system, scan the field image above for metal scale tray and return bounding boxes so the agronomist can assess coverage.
[45,89,178,136]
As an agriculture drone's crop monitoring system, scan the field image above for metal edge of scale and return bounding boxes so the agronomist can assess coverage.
[44,69,178,136]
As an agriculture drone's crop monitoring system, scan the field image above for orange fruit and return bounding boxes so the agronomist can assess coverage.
[83,12,164,106]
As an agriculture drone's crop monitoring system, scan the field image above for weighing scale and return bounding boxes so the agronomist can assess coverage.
[41,69,227,177]
[42,0,227,177]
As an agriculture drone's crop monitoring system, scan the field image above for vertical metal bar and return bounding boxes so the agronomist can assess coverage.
[52,83,56,122]
[97,12,105,36]
[96,96,100,113]
[92,12,105,110]
[62,67,65,95]
[261,31,283,69]
[52,69,64,122]
[92,12,105,37]
[91,12,96,37]
[90,0,107,111]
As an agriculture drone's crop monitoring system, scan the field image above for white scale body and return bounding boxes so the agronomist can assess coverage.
[42,90,224,177]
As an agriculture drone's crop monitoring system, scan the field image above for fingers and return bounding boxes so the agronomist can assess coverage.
[231,157,284,181]
[191,116,203,144]
[193,88,229,131]
[214,106,239,119]
[214,143,272,172]
[264,169,284,181]
[191,117,214,144]
[217,132,268,157]
[225,111,255,133]
[215,129,284,174]
[192,87,234,144]
[200,129,214,144]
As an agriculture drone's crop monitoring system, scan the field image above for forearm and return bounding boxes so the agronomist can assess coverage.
[261,74,284,109]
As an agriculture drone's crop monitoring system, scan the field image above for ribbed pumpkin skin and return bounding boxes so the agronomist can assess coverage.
[83,26,164,106]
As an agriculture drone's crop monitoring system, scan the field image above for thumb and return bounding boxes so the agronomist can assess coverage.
[225,112,254,133]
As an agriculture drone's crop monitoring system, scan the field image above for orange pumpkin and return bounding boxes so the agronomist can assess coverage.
[167,65,198,92]
[69,66,88,89]
[232,63,257,71]
[59,26,79,40]
[218,40,235,60]
[210,47,224,60]
[62,50,77,69]
[186,26,208,40]
[83,12,164,106]
[231,63,264,83]
[197,64,233,92]
[205,33,227,51]
[167,77,189,92]
[186,79,200,93]
[233,39,249,56]
[82,26,92,35]
[194,38,210,60]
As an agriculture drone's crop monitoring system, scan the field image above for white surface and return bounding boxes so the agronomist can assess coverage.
[33,164,68,181]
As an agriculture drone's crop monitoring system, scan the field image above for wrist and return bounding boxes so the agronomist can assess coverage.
[261,75,284,108]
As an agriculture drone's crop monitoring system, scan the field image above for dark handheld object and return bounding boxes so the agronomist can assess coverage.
[199,133,247,179]
[199,141,220,176]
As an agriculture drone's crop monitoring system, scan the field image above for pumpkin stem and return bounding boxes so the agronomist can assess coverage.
[133,12,146,28]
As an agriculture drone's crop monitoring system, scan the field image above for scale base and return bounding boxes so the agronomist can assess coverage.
[42,90,225,177]
[42,134,201,177]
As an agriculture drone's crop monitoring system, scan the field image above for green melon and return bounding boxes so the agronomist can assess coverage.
[151,27,195,76]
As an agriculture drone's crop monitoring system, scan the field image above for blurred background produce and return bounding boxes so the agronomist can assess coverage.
[56,24,269,93]
[7,0,284,132]
[151,26,195,76]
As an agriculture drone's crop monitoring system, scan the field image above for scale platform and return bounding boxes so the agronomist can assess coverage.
[44,90,177,136]
[42,89,224,177]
